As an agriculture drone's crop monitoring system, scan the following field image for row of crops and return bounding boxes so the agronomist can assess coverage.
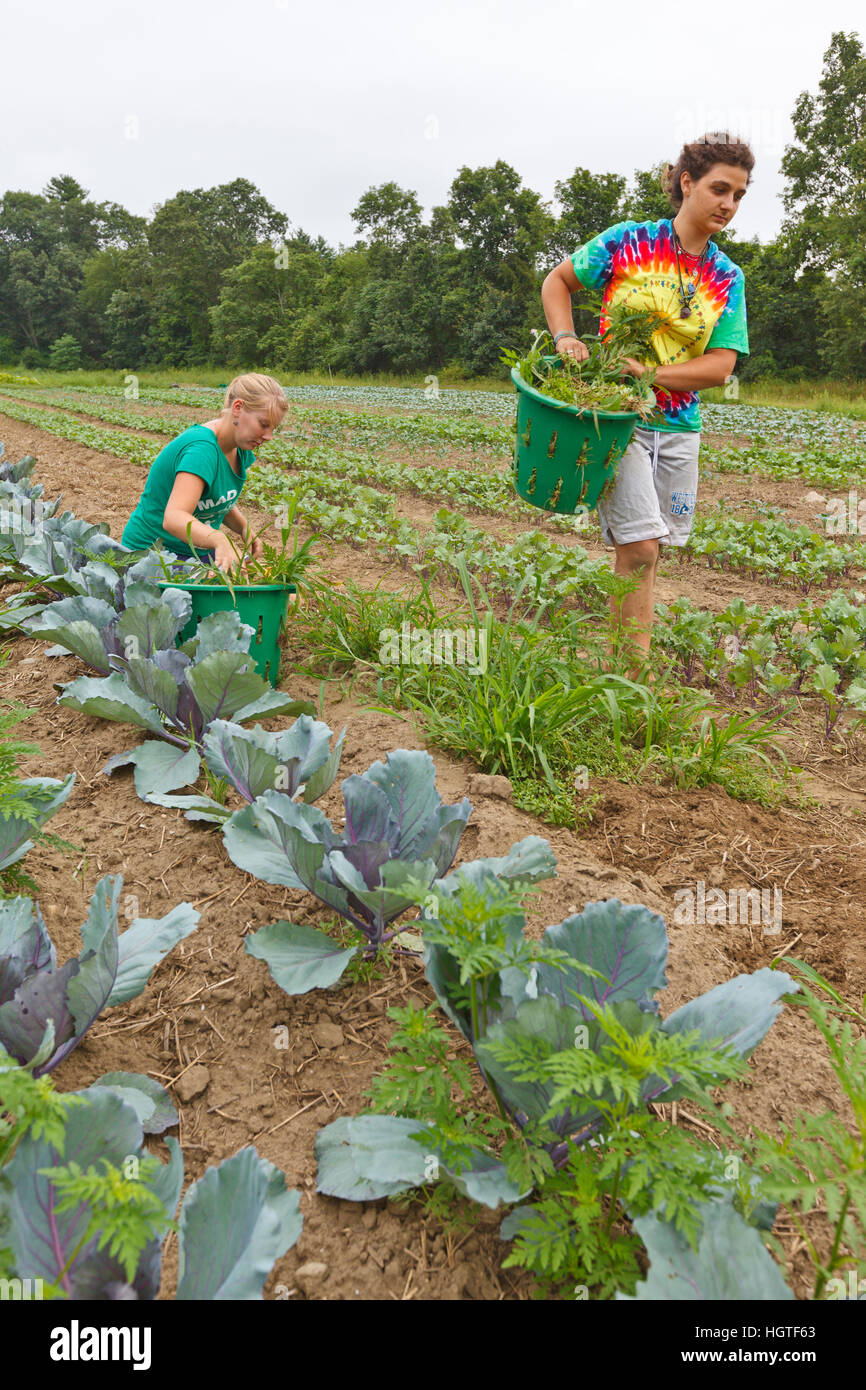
[0,377,864,1303]
[6,380,866,486]
[1,385,865,780]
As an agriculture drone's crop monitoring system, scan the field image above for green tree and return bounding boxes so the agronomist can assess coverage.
[79,243,154,365]
[48,333,82,370]
[721,234,829,381]
[781,30,866,280]
[209,234,333,368]
[103,286,155,369]
[623,164,674,223]
[293,247,371,372]
[148,179,288,364]
[0,177,144,358]
[548,167,627,264]
[445,162,553,373]
[780,31,866,377]
[447,161,552,278]
[351,183,423,266]
[335,240,456,374]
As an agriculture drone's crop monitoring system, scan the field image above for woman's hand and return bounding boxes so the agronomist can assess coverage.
[619,356,646,378]
[246,534,264,561]
[557,336,590,363]
[213,532,242,574]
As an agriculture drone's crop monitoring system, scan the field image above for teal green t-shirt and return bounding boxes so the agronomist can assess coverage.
[122,426,253,557]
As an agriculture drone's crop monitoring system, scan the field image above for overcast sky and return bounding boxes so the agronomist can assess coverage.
[3,0,863,249]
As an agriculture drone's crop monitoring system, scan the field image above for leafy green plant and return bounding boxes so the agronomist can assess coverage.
[288,576,439,683]
[22,578,193,675]
[500,1105,749,1300]
[684,507,865,591]
[134,714,346,823]
[0,697,76,894]
[58,608,314,801]
[744,958,866,1300]
[0,875,199,1075]
[235,749,476,992]
[502,306,666,415]
[181,484,322,595]
[394,568,635,791]
[808,663,866,737]
[37,1154,175,1286]
[314,861,796,1299]
[646,707,790,792]
[618,1192,793,1301]
[364,1002,476,1121]
[0,1051,302,1299]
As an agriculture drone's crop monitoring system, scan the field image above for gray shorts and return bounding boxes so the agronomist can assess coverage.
[597,426,700,548]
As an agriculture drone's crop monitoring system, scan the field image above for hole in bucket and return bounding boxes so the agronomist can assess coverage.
[255,615,264,645]
[547,430,558,459]
[527,467,537,495]
[547,477,563,508]
[521,420,531,447]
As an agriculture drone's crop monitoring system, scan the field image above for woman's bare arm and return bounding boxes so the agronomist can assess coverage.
[163,472,240,570]
[541,260,590,361]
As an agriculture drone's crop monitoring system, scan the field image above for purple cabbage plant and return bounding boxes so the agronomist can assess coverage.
[0,874,199,1076]
[0,1062,302,1299]
[234,749,473,994]
[314,867,796,1214]
[56,608,314,801]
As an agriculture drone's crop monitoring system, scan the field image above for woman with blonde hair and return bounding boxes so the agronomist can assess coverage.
[122,373,288,572]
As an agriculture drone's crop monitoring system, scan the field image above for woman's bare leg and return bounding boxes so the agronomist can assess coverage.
[609,537,660,663]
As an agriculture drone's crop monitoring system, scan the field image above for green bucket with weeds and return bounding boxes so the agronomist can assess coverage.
[158,484,317,686]
[159,581,295,687]
[511,360,644,515]
[505,311,667,515]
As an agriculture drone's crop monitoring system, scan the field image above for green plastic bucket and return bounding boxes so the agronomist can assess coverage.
[511,359,645,514]
[158,581,295,687]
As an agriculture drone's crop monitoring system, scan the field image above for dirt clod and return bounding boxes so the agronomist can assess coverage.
[175,1065,210,1103]
[295,1262,329,1295]
[467,773,513,800]
[312,1021,344,1049]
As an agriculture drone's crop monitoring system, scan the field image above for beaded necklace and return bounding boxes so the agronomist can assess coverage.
[671,222,711,319]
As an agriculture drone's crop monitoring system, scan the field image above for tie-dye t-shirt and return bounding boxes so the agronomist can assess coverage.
[571,219,749,432]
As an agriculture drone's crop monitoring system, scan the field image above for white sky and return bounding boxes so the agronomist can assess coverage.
[3,0,863,249]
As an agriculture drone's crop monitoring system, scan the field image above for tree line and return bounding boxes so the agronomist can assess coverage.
[1,32,862,382]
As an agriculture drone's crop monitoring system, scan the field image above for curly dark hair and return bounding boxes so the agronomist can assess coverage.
[661,133,755,210]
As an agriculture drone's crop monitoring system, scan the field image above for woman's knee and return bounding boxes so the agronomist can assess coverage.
[615,538,660,572]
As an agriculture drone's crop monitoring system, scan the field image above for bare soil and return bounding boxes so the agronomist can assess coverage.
[1,407,864,1303]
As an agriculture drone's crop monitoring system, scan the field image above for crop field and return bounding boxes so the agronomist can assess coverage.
[1,378,865,1303]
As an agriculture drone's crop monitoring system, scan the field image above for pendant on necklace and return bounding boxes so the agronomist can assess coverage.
[680,306,692,319]
[686,282,695,295]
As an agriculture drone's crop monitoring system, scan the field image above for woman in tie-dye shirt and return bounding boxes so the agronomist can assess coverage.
[542,132,754,659]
